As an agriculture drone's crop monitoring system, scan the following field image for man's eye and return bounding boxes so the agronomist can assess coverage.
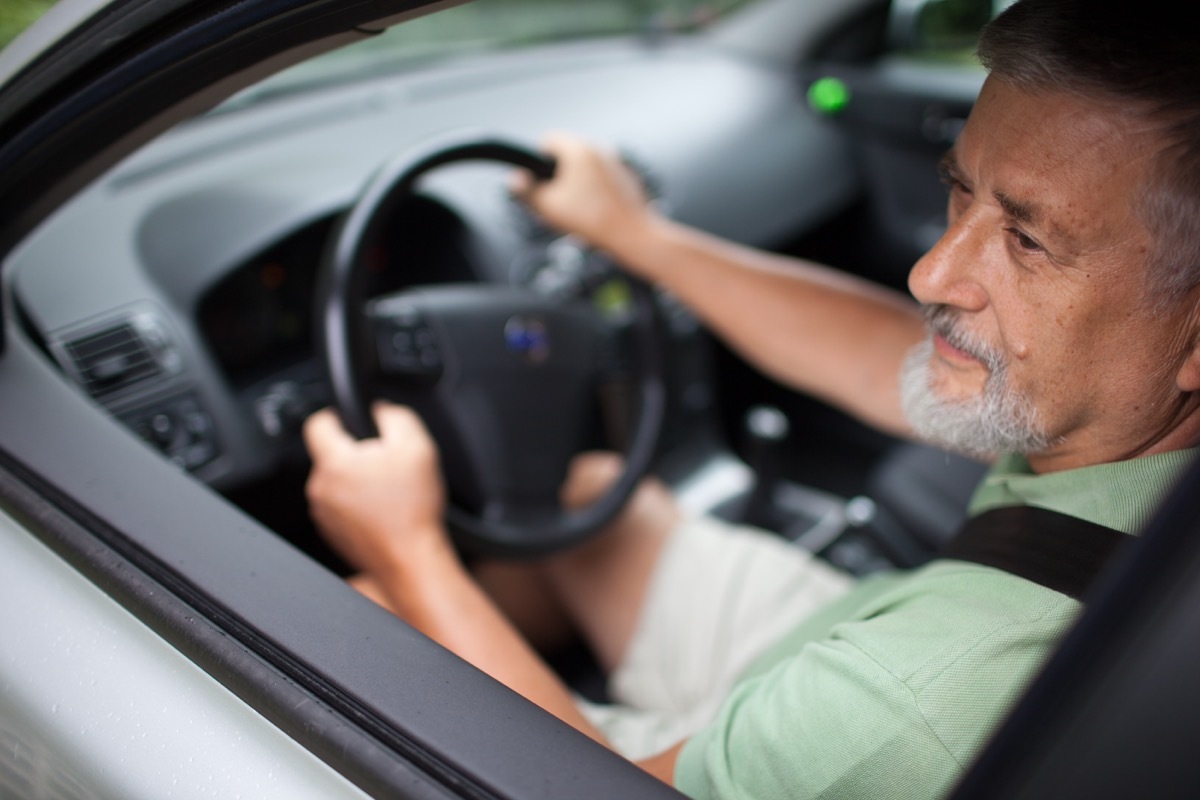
[1007,227,1042,252]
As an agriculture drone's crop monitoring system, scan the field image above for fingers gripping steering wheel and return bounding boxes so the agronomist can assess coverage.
[317,135,665,557]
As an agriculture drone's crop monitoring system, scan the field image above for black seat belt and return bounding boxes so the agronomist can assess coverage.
[939,505,1131,601]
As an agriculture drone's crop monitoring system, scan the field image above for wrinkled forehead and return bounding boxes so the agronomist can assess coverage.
[958,77,1161,260]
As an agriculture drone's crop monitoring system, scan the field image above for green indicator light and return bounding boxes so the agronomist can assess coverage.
[808,77,850,116]
[593,278,633,318]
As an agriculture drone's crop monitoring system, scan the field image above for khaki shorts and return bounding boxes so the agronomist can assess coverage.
[576,514,854,759]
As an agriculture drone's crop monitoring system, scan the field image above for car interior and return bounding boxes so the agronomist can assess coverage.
[0,0,1000,715]
[6,0,986,576]
[14,0,1199,796]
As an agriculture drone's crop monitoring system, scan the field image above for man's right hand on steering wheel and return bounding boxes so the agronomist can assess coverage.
[514,133,656,257]
[304,402,453,577]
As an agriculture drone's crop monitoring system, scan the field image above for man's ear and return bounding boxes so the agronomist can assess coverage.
[1178,354,1200,392]
[1179,350,1200,391]
[1177,299,1200,392]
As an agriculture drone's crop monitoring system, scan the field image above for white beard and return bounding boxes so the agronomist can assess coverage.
[899,310,1051,460]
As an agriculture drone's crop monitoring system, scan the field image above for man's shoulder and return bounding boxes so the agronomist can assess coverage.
[675,563,1077,800]
[830,560,1079,687]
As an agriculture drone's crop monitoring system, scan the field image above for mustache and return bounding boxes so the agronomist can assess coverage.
[922,305,1003,372]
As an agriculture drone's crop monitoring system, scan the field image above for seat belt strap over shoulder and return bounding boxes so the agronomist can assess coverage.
[939,505,1131,602]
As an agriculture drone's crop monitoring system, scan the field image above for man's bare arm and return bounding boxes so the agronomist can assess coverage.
[519,133,926,435]
[303,405,680,785]
[609,216,924,434]
[638,741,684,784]
[377,546,686,784]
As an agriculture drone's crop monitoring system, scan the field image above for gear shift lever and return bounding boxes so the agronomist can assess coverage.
[741,405,790,530]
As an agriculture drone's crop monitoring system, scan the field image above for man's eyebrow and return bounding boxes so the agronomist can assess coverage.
[936,149,959,182]
[995,189,1081,250]
[937,146,1045,226]
[994,191,1039,227]
[938,147,1078,248]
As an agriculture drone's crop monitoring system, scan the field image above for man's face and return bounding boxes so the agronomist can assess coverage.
[904,77,1198,472]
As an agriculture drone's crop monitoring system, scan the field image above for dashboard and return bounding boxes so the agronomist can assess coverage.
[6,32,859,528]
[196,195,479,389]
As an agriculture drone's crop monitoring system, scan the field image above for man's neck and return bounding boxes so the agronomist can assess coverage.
[1027,398,1200,473]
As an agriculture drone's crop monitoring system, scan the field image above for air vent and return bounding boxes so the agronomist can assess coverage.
[65,322,163,397]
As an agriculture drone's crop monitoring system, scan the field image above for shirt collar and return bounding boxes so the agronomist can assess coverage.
[968,449,1198,535]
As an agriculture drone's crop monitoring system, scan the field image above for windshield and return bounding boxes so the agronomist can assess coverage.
[221,0,752,108]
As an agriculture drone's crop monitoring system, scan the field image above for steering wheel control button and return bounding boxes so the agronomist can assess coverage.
[375,314,443,379]
[255,381,313,438]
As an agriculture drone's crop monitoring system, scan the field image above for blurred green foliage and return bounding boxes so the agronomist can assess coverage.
[918,0,991,46]
[327,0,743,57]
[218,0,750,104]
[0,0,745,59]
[1,0,56,51]
[904,0,991,62]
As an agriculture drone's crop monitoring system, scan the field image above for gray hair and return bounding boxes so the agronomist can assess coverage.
[977,0,1200,304]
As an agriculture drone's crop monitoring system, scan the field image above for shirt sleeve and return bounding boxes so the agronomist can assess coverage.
[674,636,964,800]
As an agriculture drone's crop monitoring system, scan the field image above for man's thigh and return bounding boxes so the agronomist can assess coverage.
[579,514,854,759]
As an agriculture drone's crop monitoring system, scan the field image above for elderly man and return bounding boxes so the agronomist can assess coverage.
[302,0,1200,796]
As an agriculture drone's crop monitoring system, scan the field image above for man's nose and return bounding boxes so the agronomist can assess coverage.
[908,210,990,312]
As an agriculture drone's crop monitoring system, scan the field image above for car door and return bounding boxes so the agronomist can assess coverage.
[0,1,683,797]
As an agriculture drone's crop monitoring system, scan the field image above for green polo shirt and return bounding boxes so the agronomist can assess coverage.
[675,448,1195,800]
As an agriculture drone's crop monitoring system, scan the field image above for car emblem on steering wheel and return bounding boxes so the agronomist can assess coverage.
[504,316,550,364]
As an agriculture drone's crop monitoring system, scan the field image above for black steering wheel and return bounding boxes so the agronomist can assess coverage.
[317,134,666,557]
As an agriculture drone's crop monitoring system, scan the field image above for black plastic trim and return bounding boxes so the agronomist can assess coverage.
[947,454,1200,799]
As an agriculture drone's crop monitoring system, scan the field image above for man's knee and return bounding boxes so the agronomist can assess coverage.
[557,451,681,561]
[545,452,684,670]
[561,451,627,510]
